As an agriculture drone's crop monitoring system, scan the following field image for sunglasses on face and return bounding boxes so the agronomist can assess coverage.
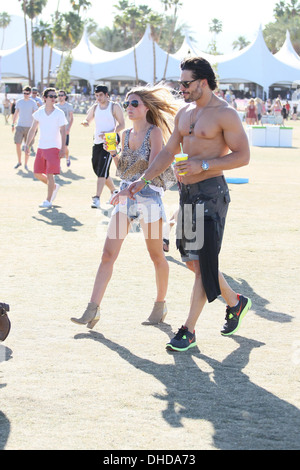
[123,100,139,109]
[23,92,30,95]
[58,94,65,97]
[178,78,199,89]
[47,94,57,99]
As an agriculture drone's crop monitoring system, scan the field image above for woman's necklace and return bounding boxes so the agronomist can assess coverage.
[189,94,214,135]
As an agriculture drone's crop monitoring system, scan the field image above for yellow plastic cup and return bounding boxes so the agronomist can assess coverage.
[174,153,188,175]
[105,132,117,151]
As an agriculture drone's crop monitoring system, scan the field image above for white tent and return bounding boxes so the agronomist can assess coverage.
[1,21,300,97]
[172,27,300,96]
[87,25,181,85]
[0,36,63,85]
[0,25,181,88]
[274,30,300,68]
[0,40,34,81]
[215,27,300,93]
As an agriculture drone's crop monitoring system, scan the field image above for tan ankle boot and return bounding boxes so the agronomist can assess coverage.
[71,302,100,329]
[142,301,167,325]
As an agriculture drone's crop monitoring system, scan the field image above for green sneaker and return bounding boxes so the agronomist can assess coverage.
[166,326,197,352]
[221,294,251,336]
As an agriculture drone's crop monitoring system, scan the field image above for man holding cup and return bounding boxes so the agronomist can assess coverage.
[128,57,252,352]
[81,86,125,208]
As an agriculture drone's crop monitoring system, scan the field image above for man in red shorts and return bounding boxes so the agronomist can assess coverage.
[25,88,67,208]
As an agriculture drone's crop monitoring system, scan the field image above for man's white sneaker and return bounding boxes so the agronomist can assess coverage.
[51,184,60,203]
[91,196,100,208]
[39,200,52,208]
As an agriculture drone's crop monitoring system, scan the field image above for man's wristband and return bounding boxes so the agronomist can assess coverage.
[141,177,152,185]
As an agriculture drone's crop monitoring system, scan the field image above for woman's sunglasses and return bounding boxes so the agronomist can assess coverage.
[123,100,139,109]
[178,78,199,89]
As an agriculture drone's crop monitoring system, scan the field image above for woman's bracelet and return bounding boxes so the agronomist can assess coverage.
[141,177,152,185]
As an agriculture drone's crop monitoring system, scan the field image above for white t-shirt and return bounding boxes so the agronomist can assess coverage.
[33,105,68,149]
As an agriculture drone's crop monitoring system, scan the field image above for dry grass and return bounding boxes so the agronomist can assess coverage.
[0,114,299,450]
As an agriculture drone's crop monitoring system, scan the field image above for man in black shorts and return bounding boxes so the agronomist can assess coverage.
[128,57,252,352]
[81,86,125,208]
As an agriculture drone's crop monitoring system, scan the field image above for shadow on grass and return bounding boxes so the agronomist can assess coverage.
[75,329,300,450]
[32,207,83,232]
[223,274,293,324]
[0,345,12,450]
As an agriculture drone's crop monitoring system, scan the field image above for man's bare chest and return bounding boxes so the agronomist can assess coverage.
[179,110,220,140]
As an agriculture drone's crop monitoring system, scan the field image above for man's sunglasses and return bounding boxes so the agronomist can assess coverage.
[123,100,139,109]
[23,92,30,95]
[178,78,199,88]
[47,94,57,99]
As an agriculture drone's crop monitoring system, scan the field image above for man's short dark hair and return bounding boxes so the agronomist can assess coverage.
[180,57,217,91]
[23,86,31,93]
[95,85,109,94]
[43,87,56,98]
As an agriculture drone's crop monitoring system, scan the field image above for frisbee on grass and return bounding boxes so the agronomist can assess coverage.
[225,177,249,184]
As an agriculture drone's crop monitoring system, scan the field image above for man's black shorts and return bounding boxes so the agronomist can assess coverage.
[176,175,231,303]
[92,143,112,178]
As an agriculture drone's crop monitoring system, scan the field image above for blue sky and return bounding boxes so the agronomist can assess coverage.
[3,0,280,53]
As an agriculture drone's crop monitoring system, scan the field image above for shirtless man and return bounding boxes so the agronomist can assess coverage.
[126,57,252,352]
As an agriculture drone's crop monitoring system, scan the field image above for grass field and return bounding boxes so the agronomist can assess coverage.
[0,114,299,450]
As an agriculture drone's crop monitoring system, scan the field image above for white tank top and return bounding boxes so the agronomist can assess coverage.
[94,102,116,144]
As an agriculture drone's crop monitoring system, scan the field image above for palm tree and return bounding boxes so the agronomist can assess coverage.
[148,12,163,84]
[53,11,84,51]
[90,26,124,51]
[232,36,250,50]
[125,6,142,84]
[32,20,53,91]
[113,1,132,46]
[161,0,182,79]
[18,1,47,86]
[113,3,144,84]
[18,1,31,84]
[208,17,223,55]
[0,12,11,49]
[70,0,91,14]
[26,0,48,86]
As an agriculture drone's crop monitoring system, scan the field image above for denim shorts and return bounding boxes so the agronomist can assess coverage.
[112,182,166,224]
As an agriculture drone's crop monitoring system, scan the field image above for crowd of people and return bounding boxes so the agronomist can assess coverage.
[6,58,291,350]
[244,96,298,125]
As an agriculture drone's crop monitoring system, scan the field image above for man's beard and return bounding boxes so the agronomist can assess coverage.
[183,87,203,103]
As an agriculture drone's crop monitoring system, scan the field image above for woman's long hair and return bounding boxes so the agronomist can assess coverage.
[126,83,181,143]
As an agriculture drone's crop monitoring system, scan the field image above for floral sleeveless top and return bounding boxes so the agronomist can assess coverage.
[116,126,176,190]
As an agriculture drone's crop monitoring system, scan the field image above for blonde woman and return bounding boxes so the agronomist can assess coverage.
[71,84,179,329]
